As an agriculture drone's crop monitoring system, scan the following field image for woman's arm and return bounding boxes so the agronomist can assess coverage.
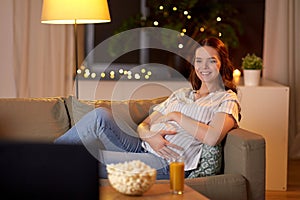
[137,111,183,159]
[158,111,236,146]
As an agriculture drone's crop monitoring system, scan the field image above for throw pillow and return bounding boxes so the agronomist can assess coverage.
[187,144,223,178]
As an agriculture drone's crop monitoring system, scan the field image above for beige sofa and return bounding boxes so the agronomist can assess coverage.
[0,96,265,200]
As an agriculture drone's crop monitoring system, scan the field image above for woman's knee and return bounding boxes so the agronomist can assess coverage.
[93,107,115,124]
[94,107,112,118]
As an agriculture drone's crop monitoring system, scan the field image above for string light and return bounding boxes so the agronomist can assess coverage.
[159,5,163,10]
[76,67,154,80]
[216,17,221,22]
[178,43,183,49]
[183,11,188,15]
[173,7,177,11]
[91,73,96,79]
[200,27,205,32]
[153,21,159,26]
[134,73,141,80]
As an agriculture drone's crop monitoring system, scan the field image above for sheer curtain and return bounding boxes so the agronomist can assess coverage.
[263,0,300,159]
[12,0,76,97]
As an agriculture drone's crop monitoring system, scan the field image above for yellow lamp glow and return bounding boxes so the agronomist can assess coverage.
[41,0,111,24]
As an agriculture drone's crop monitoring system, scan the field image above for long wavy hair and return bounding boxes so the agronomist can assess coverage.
[189,37,237,94]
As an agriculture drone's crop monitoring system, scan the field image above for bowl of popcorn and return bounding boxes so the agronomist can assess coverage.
[106,160,157,196]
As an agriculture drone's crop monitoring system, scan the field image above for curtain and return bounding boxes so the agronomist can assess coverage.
[263,0,300,159]
[12,0,77,98]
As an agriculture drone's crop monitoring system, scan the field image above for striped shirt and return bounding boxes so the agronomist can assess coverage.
[142,88,241,171]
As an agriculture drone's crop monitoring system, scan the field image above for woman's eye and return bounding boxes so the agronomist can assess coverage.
[210,59,217,64]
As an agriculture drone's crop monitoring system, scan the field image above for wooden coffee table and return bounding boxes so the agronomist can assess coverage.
[99,183,209,200]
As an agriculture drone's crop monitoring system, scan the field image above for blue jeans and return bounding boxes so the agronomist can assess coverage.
[54,107,170,179]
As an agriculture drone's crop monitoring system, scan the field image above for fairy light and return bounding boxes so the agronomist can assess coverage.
[134,73,141,80]
[200,27,205,32]
[91,73,96,79]
[182,28,186,33]
[76,65,158,80]
[84,69,90,78]
[159,5,163,10]
[178,43,183,49]
[183,11,188,15]
[180,32,185,36]
[219,32,222,37]
[153,21,159,26]
[83,69,90,78]
[187,15,191,19]
[216,17,222,22]
[173,7,177,11]
[119,69,124,74]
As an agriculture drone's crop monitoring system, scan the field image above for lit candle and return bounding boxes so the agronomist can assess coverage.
[233,69,241,84]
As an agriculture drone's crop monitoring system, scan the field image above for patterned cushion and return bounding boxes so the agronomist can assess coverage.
[187,144,223,178]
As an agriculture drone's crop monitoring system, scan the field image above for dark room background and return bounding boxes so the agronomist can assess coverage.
[85,0,265,78]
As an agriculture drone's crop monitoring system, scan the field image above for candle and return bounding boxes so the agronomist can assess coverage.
[233,69,241,84]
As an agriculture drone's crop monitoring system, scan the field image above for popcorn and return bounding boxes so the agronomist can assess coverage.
[106,160,157,195]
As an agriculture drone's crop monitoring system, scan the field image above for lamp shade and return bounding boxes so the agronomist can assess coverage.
[41,0,111,24]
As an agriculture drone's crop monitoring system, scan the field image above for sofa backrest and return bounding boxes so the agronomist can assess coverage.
[0,96,168,142]
[0,97,70,142]
[65,96,168,130]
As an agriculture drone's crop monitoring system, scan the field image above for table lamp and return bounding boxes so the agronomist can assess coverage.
[41,0,111,98]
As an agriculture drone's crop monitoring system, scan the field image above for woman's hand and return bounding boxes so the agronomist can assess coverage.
[145,129,183,159]
[137,111,183,159]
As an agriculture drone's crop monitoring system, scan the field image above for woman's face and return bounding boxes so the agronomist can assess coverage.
[194,46,221,83]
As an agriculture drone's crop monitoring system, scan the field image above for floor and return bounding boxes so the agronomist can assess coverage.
[265,159,300,200]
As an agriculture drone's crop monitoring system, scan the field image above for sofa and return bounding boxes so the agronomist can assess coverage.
[0,96,265,200]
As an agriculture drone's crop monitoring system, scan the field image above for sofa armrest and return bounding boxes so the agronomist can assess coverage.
[224,128,265,200]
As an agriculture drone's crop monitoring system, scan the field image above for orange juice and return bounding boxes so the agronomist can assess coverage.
[170,160,184,194]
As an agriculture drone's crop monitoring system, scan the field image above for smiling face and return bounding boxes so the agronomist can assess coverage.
[194,46,221,83]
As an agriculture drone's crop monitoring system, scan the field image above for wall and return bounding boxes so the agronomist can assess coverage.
[78,80,191,100]
[0,0,16,97]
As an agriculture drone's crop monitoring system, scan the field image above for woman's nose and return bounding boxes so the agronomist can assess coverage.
[203,61,209,69]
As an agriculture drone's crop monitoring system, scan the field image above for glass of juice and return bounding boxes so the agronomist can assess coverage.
[169,156,184,194]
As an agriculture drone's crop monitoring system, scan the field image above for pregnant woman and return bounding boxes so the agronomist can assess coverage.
[55,37,240,179]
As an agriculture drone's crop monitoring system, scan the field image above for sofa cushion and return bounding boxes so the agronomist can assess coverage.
[0,97,70,142]
[65,96,168,130]
[185,174,247,200]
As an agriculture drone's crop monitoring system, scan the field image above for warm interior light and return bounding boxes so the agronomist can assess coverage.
[41,0,111,24]
[233,69,241,77]
[233,69,241,84]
